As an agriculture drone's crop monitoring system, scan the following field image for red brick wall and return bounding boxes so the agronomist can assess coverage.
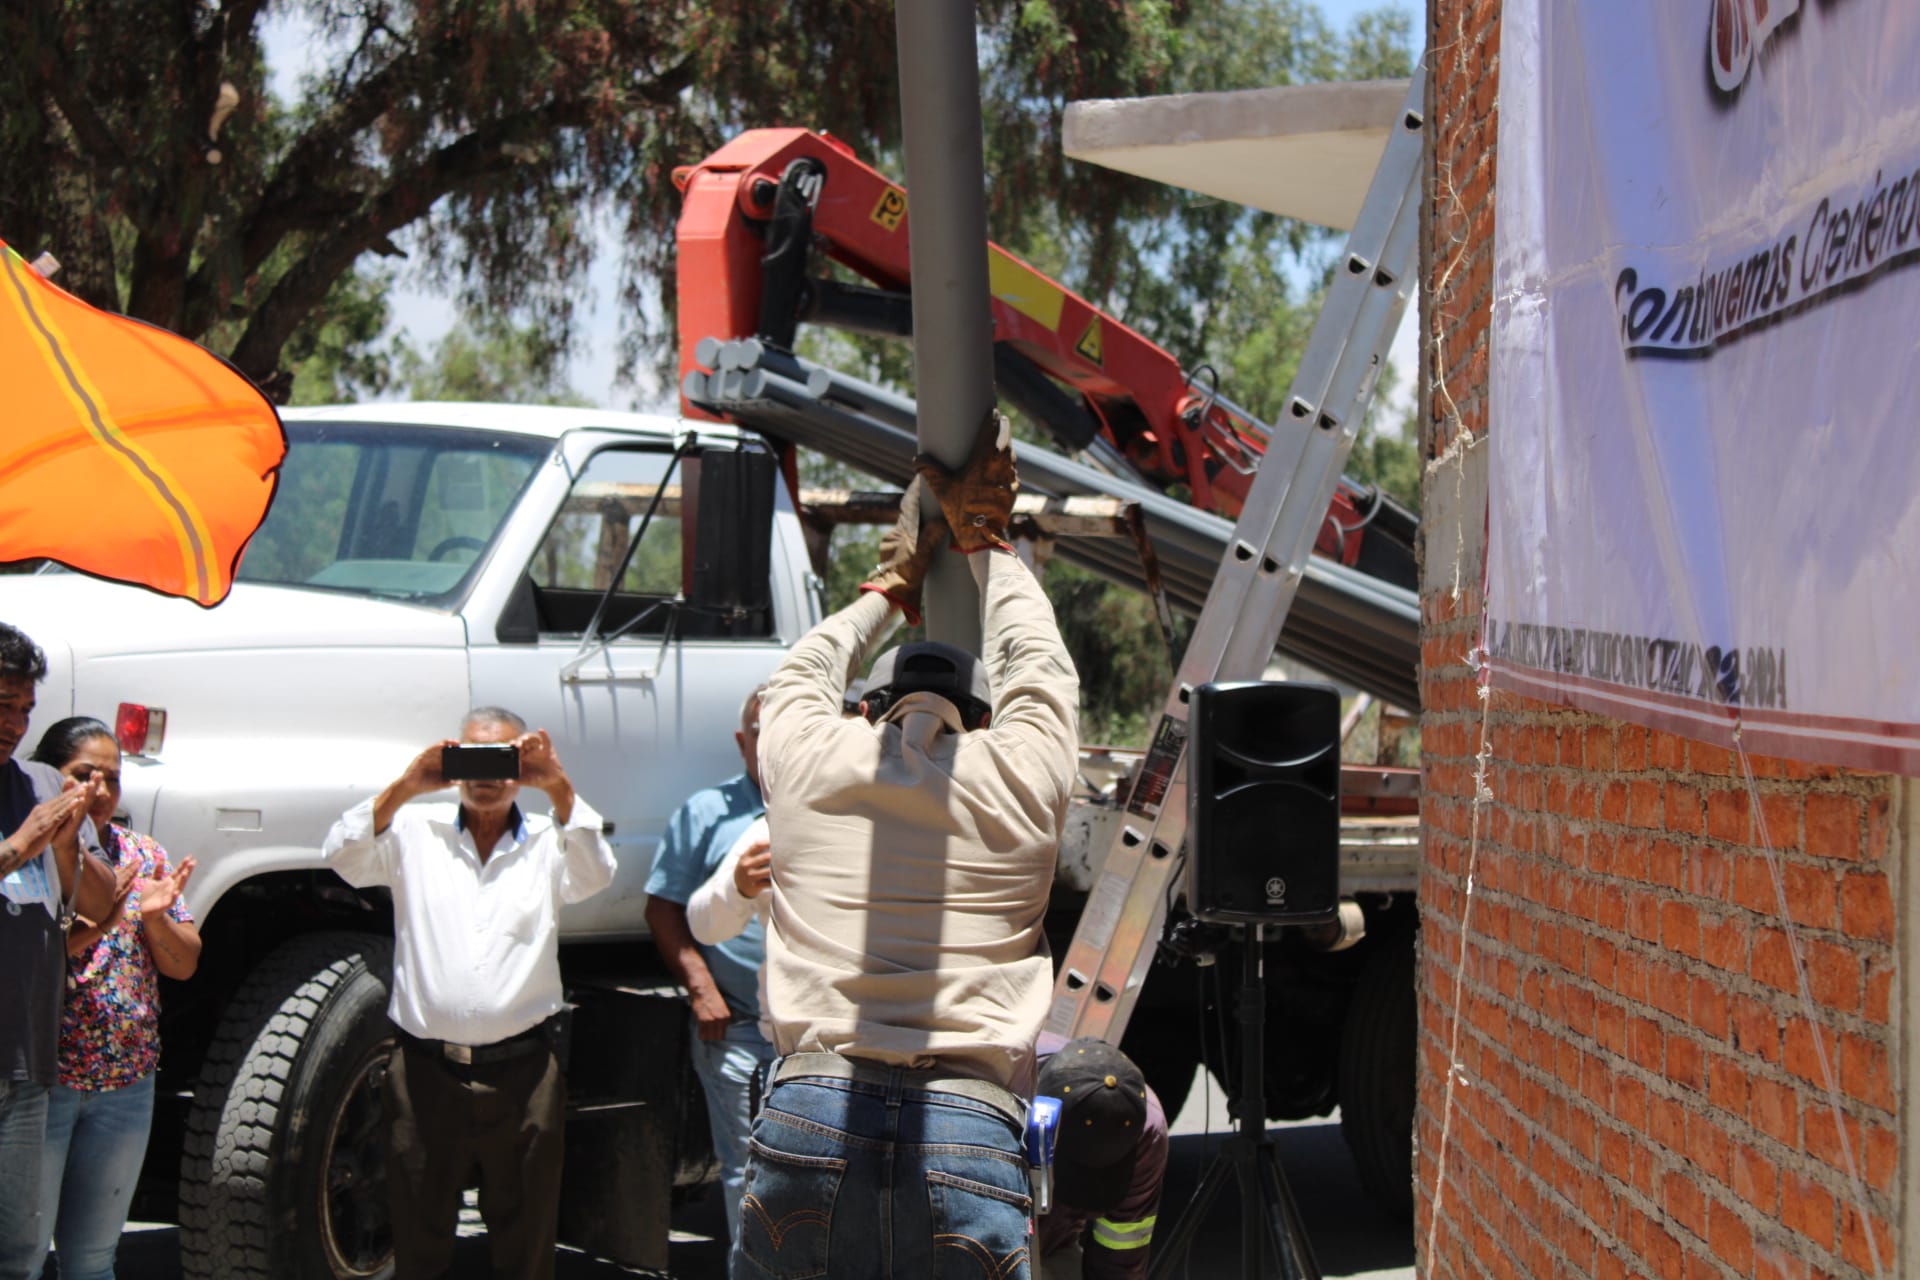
[1416,5,1904,1277]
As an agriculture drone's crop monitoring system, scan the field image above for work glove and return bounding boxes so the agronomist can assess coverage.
[859,476,947,624]
[914,410,1018,553]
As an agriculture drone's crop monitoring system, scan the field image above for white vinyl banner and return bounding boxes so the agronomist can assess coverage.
[1488,0,1920,771]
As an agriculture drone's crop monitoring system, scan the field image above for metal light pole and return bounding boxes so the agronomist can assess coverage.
[896,0,993,650]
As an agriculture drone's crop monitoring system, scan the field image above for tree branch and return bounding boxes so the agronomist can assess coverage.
[39,68,128,171]
[243,33,701,277]
[178,24,443,335]
[127,1,245,330]
[226,100,596,385]
[635,50,700,106]
[242,60,425,265]
[220,0,273,53]
[197,35,697,348]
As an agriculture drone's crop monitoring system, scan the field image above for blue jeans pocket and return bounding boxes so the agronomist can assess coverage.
[736,1135,845,1279]
[928,1169,1034,1280]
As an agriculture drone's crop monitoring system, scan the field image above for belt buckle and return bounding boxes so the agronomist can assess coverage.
[445,1043,473,1065]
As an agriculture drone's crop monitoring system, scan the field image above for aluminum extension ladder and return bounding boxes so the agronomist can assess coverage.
[1044,66,1429,1046]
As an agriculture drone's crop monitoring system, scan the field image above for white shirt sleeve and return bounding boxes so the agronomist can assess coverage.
[557,795,617,904]
[686,815,767,944]
[322,795,399,889]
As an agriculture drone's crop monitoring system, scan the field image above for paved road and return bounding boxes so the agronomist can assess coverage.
[108,1070,1414,1279]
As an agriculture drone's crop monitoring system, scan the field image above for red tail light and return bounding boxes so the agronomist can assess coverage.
[116,703,167,756]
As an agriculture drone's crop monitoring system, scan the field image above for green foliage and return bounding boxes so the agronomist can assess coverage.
[2,0,686,387]
[527,448,702,636]
[396,315,588,405]
[0,0,1171,393]
[1345,412,1422,513]
[980,0,1414,362]
[282,267,402,406]
[409,453,547,575]
[799,451,889,616]
[2,0,1411,405]
[238,434,542,593]
[238,440,358,582]
[779,2,1417,740]
[1043,560,1180,746]
[6,0,1423,745]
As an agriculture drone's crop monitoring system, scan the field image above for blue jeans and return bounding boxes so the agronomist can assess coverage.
[29,1075,155,1280]
[690,1019,777,1247]
[731,1072,1033,1280]
[0,1082,50,1280]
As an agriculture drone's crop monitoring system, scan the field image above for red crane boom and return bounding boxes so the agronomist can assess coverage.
[672,127,1409,576]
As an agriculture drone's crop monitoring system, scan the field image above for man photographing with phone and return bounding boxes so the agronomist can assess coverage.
[323,708,615,1280]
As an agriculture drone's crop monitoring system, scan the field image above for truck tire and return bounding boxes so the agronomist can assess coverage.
[1338,931,1416,1221]
[179,931,397,1280]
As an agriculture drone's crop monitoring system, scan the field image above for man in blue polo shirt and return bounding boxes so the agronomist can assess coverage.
[644,685,772,1248]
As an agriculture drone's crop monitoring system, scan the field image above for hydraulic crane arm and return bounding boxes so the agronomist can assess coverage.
[672,128,1414,586]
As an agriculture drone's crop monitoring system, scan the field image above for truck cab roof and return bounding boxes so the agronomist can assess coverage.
[279,401,749,445]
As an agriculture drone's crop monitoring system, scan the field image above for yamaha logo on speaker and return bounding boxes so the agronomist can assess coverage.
[1265,877,1287,905]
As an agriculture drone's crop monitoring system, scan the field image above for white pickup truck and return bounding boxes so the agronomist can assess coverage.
[1,399,1419,1279]
[2,402,816,1278]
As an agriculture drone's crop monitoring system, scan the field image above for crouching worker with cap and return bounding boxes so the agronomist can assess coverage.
[739,419,1079,1280]
[1035,1037,1170,1279]
[322,710,615,1280]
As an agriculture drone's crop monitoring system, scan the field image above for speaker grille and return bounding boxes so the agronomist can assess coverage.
[1186,682,1342,924]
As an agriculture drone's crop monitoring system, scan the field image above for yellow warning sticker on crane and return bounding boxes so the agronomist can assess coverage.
[988,252,1066,331]
[1075,317,1105,365]
[871,188,907,232]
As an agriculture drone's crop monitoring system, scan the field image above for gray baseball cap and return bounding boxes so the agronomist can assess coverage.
[864,641,991,711]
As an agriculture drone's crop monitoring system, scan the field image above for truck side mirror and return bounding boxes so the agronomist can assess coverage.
[688,446,776,622]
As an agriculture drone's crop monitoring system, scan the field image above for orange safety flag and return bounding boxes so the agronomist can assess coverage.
[0,240,285,607]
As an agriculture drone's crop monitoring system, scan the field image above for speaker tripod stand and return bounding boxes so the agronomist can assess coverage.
[1147,924,1321,1280]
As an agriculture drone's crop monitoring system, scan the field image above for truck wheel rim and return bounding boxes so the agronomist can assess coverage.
[321,1042,395,1276]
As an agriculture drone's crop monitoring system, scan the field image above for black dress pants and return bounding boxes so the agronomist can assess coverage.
[383,1034,566,1280]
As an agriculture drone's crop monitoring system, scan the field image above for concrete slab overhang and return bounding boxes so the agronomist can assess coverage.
[1061,78,1412,230]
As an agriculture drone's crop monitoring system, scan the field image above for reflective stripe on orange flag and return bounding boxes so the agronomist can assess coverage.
[0,241,284,606]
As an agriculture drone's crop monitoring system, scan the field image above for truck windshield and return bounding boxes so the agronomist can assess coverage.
[236,422,548,603]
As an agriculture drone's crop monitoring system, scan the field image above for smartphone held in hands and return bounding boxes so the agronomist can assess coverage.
[442,743,520,781]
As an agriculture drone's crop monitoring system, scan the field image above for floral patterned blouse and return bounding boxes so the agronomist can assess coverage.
[58,824,193,1091]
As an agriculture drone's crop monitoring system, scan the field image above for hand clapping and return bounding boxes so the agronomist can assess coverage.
[2,780,97,875]
[136,857,196,917]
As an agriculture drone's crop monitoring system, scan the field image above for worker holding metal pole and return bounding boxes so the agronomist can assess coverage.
[726,14,1081,1278]
[740,454,1077,1278]
[894,0,996,651]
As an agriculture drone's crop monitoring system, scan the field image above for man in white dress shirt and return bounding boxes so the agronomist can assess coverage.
[323,707,614,1280]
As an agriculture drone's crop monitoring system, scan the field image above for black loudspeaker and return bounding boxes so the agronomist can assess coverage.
[1186,680,1342,925]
